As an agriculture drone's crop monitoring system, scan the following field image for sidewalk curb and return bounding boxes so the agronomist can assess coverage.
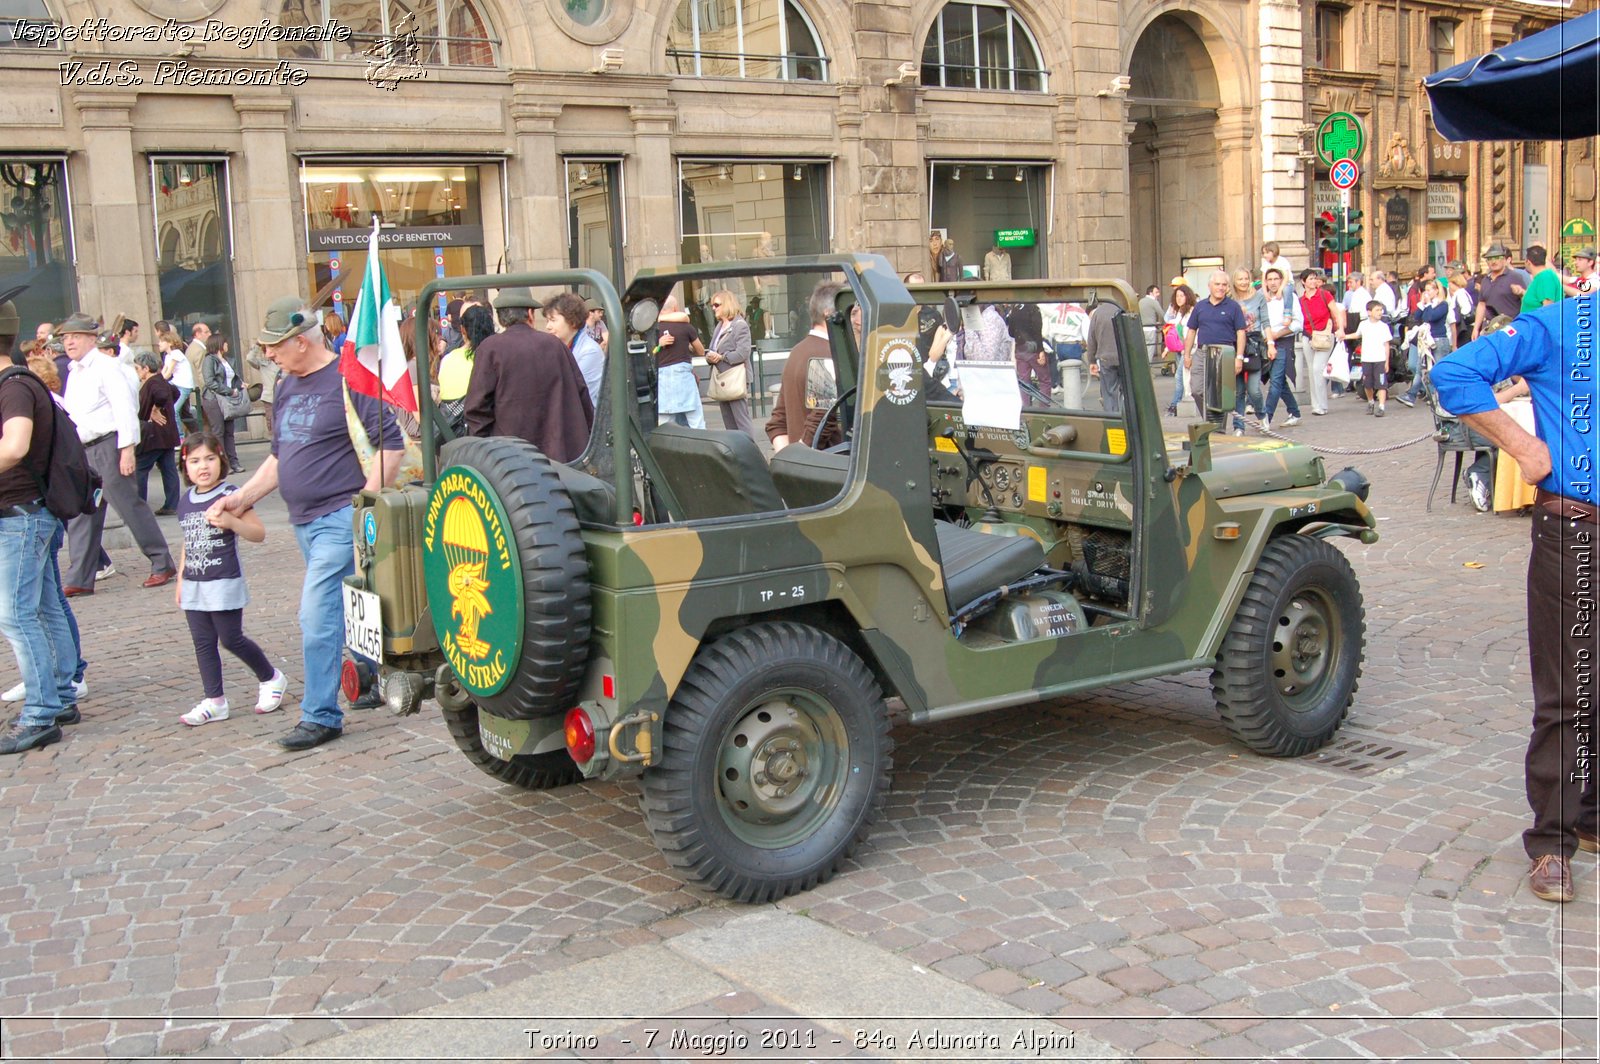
[262,911,1126,1062]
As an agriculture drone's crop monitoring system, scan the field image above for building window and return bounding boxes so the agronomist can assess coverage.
[151,160,238,341]
[929,163,1049,280]
[677,159,830,373]
[920,2,1047,93]
[277,0,499,67]
[0,0,58,48]
[1312,5,1345,70]
[299,162,489,316]
[667,0,828,81]
[1430,18,1458,73]
[0,159,76,328]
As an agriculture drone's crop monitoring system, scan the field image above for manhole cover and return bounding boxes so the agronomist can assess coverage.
[1306,731,1431,776]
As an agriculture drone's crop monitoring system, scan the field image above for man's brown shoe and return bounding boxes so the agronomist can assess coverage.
[62,585,93,597]
[1530,854,1575,903]
[1578,828,1600,855]
[142,568,176,589]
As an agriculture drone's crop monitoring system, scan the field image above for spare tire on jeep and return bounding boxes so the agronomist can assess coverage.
[423,436,590,720]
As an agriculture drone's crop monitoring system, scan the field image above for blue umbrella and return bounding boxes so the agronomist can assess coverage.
[1424,12,1599,141]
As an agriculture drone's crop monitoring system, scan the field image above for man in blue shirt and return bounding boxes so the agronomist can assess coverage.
[1182,271,1247,429]
[1432,294,1600,903]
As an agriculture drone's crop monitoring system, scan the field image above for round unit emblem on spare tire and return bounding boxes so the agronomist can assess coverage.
[424,466,525,698]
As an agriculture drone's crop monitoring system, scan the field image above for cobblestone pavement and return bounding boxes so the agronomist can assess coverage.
[2,379,1598,1062]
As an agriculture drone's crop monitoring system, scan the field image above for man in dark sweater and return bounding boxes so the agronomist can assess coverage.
[464,287,594,462]
[768,280,843,450]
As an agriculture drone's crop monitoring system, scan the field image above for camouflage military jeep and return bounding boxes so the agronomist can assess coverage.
[342,256,1377,903]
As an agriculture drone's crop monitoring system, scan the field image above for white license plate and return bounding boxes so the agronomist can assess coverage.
[343,584,384,665]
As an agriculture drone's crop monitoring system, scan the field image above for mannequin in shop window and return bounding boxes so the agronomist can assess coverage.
[984,244,1012,281]
[930,231,964,283]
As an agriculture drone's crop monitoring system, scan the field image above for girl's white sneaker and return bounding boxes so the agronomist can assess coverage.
[255,670,288,714]
[181,699,229,727]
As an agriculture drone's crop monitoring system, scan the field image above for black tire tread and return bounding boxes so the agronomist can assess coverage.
[639,622,892,903]
[1211,534,1365,757]
[441,702,582,790]
[436,437,590,721]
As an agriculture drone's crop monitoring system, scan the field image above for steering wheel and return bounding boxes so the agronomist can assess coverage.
[811,385,857,453]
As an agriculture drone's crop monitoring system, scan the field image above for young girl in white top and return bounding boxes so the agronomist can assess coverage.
[174,433,287,726]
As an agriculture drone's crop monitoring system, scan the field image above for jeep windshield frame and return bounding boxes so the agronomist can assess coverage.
[414,256,907,531]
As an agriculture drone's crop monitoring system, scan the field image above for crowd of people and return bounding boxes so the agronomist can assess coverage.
[0,300,295,753]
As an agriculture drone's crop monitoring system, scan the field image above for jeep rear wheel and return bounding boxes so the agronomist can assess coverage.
[640,623,892,903]
[1212,534,1364,756]
[428,436,590,721]
[441,701,583,790]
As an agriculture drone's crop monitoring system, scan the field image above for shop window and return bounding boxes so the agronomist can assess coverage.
[1430,18,1458,73]
[151,160,238,340]
[667,0,828,81]
[0,0,58,47]
[277,0,499,67]
[920,2,1047,93]
[566,159,623,288]
[0,159,76,330]
[677,159,830,404]
[1312,5,1345,71]
[929,163,1049,280]
[300,162,489,318]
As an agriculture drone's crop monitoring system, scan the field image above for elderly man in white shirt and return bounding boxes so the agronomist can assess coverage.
[56,314,175,594]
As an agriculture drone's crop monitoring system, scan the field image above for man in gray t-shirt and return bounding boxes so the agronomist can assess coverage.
[209,298,402,751]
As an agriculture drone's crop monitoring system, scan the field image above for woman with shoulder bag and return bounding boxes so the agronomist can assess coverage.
[706,288,755,437]
[1231,270,1268,435]
[1297,269,1343,416]
[200,334,246,473]
[1163,282,1195,416]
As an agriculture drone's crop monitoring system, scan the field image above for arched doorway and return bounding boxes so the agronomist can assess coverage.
[1127,13,1227,289]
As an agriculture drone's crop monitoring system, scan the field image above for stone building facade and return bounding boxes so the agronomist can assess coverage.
[0,0,1592,355]
[1304,0,1600,279]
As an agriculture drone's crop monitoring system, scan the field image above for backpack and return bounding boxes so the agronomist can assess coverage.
[0,367,103,521]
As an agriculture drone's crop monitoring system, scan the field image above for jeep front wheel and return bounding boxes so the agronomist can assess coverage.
[1211,534,1364,756]
[441,701,583,790]
[640,623,892,903]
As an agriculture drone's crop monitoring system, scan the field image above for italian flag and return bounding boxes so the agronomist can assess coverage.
[339,219,417,412]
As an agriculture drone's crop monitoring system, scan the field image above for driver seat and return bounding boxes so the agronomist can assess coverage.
[934,521,1045,613]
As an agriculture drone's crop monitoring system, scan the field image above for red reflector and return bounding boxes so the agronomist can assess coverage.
[602,674,615,700]
[340,660,361,702]
[565,707,597,764]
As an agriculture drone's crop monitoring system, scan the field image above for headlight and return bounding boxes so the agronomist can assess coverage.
[1327,466,1371,502]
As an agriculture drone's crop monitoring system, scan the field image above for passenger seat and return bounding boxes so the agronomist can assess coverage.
[649,424,785,520]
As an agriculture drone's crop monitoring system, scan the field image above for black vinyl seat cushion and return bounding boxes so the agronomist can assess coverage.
[650,423,786,519]
[935,521,1046,612]
[770,445,851,508]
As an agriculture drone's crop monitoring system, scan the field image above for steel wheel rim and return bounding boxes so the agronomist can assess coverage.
[1271,587,1340,710]
[715,690,849,849]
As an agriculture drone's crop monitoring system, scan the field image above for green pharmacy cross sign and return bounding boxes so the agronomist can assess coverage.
[1316,112,1366,169]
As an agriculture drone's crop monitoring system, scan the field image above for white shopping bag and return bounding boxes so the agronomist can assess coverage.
[1324,339,1353,383]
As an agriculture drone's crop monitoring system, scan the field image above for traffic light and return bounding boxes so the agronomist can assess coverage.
[1343,208,1364,252]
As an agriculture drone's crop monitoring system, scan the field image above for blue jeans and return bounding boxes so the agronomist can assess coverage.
[175,387,195,438]
[1263,340,1301,421]
[136,448,180,511]
[1233,369,1264,428]
[293,506,355,729]
[0,510,77,727]
[48,521,86,685]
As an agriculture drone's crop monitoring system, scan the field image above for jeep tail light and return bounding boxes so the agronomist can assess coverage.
[565,707,597,764]
[602,674,615,700]
[340,660,362,702]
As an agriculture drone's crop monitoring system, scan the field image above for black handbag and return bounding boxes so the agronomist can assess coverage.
[1242,331,1267,373]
